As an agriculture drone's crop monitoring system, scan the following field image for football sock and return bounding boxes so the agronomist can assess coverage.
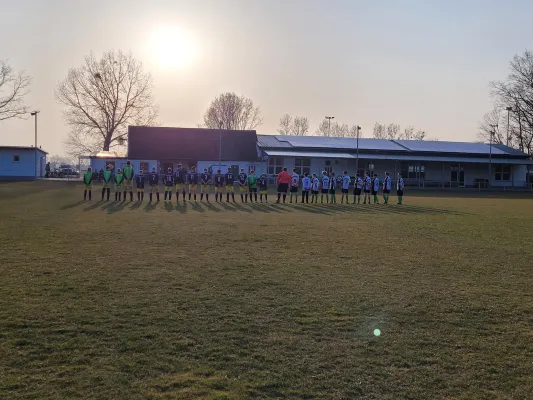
[189,193,191,201]
[245,194,248,202]
[156,193,160,201]
[107,188,110,201]
[123,191,126,201]
[101,188,105,200]
[169,192,172,201]
[232,193,235,202]
[282,194,286,203]
[137,192,140,201]
[254,193,257,202]
[89,191,91,200]
[84,190,87,200]
[260,194,263,202]
[182,191,186,201]
[130,192,133,201]
[241,194,244,202]
[277,193,281,202]
[226,193,230,202]
[194,194,197,201]
[265,194,268,202]
[176,192,180,202]
[141,192,144,201]
[150,193,153,202]
[206,194,209,202]
[201,193,204,201]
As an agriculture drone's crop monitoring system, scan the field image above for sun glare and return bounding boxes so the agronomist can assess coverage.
[150,26,196,69]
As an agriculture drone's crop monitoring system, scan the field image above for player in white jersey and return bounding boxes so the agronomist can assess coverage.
[372,174,380,204]
[301,172,311,203]
[353,173,363,204]
[311,174,320,203]
[329,172,337,203]
[289,168,300,203]
[340,171,351,204]
[397,172,405,204]
[363,172,372,204]
[321,171,330,203]
[382,171,392,204]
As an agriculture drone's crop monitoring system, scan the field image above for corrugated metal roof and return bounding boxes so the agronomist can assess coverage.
[0,146,48,154]
[275,136,406,151]
[492,144,528,156]
[352,153,533,164]
[394,140,515,156]
[265,150,355,159]
[264,149,533,165]
[257,135,292,148]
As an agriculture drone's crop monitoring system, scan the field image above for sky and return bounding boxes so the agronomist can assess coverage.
[1,0,533,156]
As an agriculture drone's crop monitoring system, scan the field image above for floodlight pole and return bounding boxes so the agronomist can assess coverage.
[31,111,40,178]
[489,130,494,189]
[355,125,361,174]
[506,106,512,147]
[218,121,223,171]
[325,116,335,136]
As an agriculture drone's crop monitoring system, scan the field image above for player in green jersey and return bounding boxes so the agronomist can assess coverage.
[248,170,258,203]
[101,164,113,201]
[83,167,93,201]
[122,160,135,201]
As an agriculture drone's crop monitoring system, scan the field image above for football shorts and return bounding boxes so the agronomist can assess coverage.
[239,186,247,192]
[321,188,329,194]
[215,186,223,193]
[164,186,172,192]
[277,183,289,193]
[175,183,185,191]
[225,185,234,193]
[329,188,336,195]
[149,184,158,193]
[353,188,362,196]
[137,188,144,193]
[260,189,267,195]
[124,179,133,190]
[342,189,349,194]
[201,184,210,193]
[84,183,93,190]
[189,184,197,192]
[290,186,298,193]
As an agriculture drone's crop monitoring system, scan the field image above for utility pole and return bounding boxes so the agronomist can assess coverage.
[31,111,40,178]
[505,106,512,147]
[355,125,361,174]
[218,120,223,171]
[325,116,335,136]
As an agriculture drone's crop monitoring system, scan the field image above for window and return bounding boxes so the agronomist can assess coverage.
[295,158,310,176]
[404,164,425,179]
[13,155,20,162]
[267,157,284,175]
[494,164,511,181]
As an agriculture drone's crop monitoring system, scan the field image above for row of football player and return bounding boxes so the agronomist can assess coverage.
[82,162,405,205]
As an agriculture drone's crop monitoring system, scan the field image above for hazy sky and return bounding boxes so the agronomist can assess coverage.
[1,0,533,155]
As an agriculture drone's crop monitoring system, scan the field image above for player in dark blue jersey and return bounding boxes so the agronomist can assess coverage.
[258,173,268,203]
[200,168,211,202]
[187,166,198,202]
[214,169,225,202]
[238,168,248,203]
[135,168,145,201]
[148,166,160,202]
[163,167,174,201]
[224,168,235,202]
[174,163,186,203]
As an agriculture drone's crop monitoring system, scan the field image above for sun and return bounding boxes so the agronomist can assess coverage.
[150,26,196,69]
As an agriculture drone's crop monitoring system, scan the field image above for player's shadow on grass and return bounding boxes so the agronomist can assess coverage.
[164,201,174,212]
[190,202,205,213]
[174,202,187,214]
[60,200,85,210]
[204,202,221,212]
[232,202,252,213]
[129,201,143,210]
[248,203,275,213]
[291,204,333,215]
[83,200,104,211]
[144,202,157,212]
[218,202,237,212]
[106,200,129,214]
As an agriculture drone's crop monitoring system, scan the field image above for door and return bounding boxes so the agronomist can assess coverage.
[450,165,465,187]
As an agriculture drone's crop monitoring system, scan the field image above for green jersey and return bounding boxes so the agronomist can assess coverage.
[103,170,112,183]
[248,175,257,188]
[123,165,134,180]
[115,173,124,185]
[83,171,93,185]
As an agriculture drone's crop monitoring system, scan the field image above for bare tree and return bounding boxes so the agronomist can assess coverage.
[315,118,331,136]
[478,108,505,144]
[489,50,533,154]
[373,122,429,140]
[278,114,292,135]
[203,92,262,130]
[292,116,309,136]
[0,60,31,121]
[55,50,158,156]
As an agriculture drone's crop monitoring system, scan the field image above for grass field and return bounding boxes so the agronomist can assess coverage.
[1,181,533,400]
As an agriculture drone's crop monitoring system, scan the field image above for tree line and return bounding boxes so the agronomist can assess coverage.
[479,49,533,154]
[2,50,436,157]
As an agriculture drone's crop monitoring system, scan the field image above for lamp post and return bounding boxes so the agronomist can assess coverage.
[30,111,40,178]
[325,116,335,136]
[355,125,361,174]
[489,129,495,189]
[505,106,512,146]
[218,121,223,171]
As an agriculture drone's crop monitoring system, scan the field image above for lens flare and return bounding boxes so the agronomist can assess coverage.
[373,329,381,336]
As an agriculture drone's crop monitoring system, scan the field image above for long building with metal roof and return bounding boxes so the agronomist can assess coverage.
[256,135,533,188]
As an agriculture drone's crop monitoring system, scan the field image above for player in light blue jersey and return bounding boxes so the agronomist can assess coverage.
[372,174,380,204]
[321,171,330,204]
[353,173,363,204]
[363,172,372,204]
[311,174,320,203]
[382,171,392,204]
[340,171,351,204]
[397,172,405,204]
[301,172,311,203]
